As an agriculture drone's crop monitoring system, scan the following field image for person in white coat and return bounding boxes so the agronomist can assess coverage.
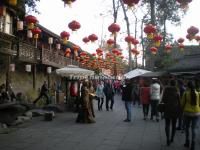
[150,79,161,121]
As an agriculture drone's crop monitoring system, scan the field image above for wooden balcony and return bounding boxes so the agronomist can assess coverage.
[41,48,79,68]
[18,41,38,63]
[0,32,17,55]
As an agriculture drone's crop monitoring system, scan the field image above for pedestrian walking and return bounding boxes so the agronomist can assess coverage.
[150,78,161,121]
[76,81,95,123]
[121,79,133,122]
[140,82,150,120]
[33,81,50,105]
[103,80,114,111]
[181,81,200,150]
[177,79,186,131]
[161,80,181,146]
[96,81,104,111]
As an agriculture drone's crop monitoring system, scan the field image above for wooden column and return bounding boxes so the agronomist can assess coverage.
[6,55,11,91]
[33,64,36,89]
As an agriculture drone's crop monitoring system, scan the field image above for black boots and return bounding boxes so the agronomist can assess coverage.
[184,140,195,150]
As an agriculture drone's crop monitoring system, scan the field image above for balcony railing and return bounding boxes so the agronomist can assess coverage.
[0,32,16,55]
[18,41,38,63]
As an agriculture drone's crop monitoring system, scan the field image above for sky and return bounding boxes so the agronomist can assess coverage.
[31,0,200,61]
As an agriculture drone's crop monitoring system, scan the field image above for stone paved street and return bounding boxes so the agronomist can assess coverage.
[0,95,199,150]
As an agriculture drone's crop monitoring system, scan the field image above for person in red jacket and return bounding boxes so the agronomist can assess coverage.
[140,82,151,120]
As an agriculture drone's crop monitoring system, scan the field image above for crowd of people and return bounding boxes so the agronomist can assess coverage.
[1,77,199,150]
[121,78,200,150]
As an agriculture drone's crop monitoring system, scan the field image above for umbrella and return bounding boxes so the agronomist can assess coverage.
[124,68,151,79]
[56,65,94,77]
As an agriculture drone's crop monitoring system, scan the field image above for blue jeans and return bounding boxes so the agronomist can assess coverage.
[125,101,132,121]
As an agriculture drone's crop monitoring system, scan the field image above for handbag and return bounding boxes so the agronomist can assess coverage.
[157,103,165,112]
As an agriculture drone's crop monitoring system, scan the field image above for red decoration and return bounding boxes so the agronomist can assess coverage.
[60,31,70,43]
[107,39,115,46]
[195,35,200,44]
[25,15,38,29]
[177,38,184,43]
[131,48,139,55]
[144,24,156,39]
[68,20,81,31]
[80,51,87,57]
[88,34,98,42]
[122,0,140,7]
[108,23,120,36]
[150,47,158,55]
[176,0,192,9]
[65,48,71,57]
[96,48,103,56]
[154,34,163,47]
[73,45,79,56]
[82,37,90,43]
[125,35,134,44]
[187,26,199,40]
[32,27,41,39]
[112,49,119,55]
[132,39,139,45]
[63,0,76,5]
[165,44,172,53]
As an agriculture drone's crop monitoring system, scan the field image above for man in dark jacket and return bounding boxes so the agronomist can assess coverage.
[33,81,50,105]
[103,80,114,111]
[122,79,133,122]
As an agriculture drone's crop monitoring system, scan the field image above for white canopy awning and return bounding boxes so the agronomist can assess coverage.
[56,65,94,77]
[124,68,151,79]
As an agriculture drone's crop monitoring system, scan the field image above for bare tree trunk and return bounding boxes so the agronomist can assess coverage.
[150,0,156,25]
[119,0,132,71]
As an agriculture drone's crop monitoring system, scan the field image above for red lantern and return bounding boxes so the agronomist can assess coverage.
[154,34,163,47]
[150,47,158,55]
[32,27,41,39]
[65,48,71,57]
[125,35,134,44]
[177,37,184,43]
[80,51,87,58]
[187,26,199,40]
[107,39,115,46]
[96,48,103,56]
[60,31,70,44]
[176,0,192,9]
[144,24,156,39]
[63,0,76,6]
[82,37,90,44]
[112,49,119,55]
[92,53,96,57]
[108,23,120,36]
[131,48,139,55]
[195,35,200,44]
[68,20,81,31]
[122,0,140,7]
[186,34,193,41]
[132,39,139,45]
[25,15,38,29]
[165,44,172,53]
[73,45,79,56]
[88,34,98,42]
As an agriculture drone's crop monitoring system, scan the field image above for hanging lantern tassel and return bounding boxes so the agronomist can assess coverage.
[155,41,161,47]
[63,37,68,44]
[28,23,34,30]
[147,33,154,39]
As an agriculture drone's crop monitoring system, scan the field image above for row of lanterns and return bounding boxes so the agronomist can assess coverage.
[9,64,52,74]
